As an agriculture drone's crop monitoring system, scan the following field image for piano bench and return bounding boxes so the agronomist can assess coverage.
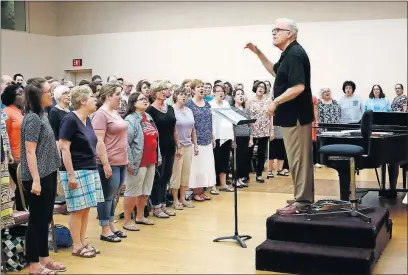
[319,144,364,203]
[319,144,364,158]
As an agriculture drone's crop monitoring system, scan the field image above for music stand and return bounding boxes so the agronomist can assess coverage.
[211,108,256,248]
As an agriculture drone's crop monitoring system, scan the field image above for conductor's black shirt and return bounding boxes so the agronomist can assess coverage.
[272,40,314,127]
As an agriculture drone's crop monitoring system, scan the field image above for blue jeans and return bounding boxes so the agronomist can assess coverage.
[97,165,126,226]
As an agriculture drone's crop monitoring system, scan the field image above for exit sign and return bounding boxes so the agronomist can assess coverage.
[73,59,82,67]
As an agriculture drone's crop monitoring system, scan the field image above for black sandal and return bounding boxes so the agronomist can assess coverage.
[100,234,121,242]
[113,230,127,238]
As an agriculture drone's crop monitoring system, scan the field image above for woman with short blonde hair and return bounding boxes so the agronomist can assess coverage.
[185,79,216,201]
[59,85,104,258]
[146,80,178,218]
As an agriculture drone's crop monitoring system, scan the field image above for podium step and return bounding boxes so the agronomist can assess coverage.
[266,207,391,248]
[256,239,375,274]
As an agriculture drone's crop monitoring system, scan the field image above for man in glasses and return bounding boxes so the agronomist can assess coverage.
[245,18,314,215]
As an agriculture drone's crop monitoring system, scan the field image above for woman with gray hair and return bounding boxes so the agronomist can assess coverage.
[59,85,104,258]
[317,87,341,131]
[170,86,197,210]
[48,85,72,196]
[44,80,61,114]
[48,85,71,141]
[146,80,179,218]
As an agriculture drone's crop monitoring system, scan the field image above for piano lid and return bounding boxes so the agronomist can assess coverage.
[372,112,408,128]
[318,112,407,132]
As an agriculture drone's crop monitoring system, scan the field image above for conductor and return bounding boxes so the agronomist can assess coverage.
[245,18,314,215]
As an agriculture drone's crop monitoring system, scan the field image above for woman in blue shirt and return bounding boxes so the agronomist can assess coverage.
[364,85,391,112]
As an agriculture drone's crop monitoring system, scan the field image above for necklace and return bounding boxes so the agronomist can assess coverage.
[155,102,167,113]
[160,104,168,113]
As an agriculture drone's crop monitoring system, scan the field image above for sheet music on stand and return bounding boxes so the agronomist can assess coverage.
[211,107,255,248]
[211,108,256,125]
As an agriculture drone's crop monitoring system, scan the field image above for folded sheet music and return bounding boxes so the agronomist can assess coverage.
[371,132,394,136]
[318,131,351,137]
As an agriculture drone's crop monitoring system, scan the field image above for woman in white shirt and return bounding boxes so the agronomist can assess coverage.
[209,84,234,192]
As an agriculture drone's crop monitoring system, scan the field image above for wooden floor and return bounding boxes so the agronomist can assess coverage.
[13,167,408,274]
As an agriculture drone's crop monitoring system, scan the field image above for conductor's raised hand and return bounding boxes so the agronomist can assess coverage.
[244,42,259,54]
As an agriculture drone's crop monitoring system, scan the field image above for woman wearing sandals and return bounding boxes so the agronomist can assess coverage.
[185,79,217,202]
[59,85,104,258]
[92,84,129,242]
[170,86,197,210]
[268,91,289,177]
[230,88,253,186]
[19,78,66,274]
[248,81,272,183]
[268,125,289,177]
[209,84,234,193]
[122,92,161,230]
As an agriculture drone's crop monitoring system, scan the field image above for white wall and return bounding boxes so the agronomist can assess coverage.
[56,1,407,36]
[0,30,58,78]
[57,19,407,101]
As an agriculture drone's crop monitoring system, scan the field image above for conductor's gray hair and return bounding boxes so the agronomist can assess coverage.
[276,18,298,38]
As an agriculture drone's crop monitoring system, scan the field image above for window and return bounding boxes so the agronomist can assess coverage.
[1,1,26,31]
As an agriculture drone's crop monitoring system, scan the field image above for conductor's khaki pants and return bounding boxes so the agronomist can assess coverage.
[281,121,315,206]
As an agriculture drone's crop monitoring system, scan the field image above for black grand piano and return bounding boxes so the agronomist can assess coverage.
[317,112,408,200]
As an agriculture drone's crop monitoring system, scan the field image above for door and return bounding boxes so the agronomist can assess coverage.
[64,69,92,85]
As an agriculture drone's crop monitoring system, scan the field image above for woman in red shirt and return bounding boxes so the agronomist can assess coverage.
[122,91,161,231]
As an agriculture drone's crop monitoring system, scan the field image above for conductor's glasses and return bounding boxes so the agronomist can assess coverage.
[272,28,291,35]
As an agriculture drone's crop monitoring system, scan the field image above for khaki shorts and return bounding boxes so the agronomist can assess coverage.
[170,145,193,189]
[124,164,155,197]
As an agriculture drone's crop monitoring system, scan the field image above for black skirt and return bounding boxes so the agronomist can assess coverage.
[269,139,286,160]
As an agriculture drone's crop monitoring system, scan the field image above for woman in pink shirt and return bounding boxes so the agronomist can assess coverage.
[92,84,128,243]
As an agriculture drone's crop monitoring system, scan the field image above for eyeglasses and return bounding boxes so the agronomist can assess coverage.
[272,28,291,35]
